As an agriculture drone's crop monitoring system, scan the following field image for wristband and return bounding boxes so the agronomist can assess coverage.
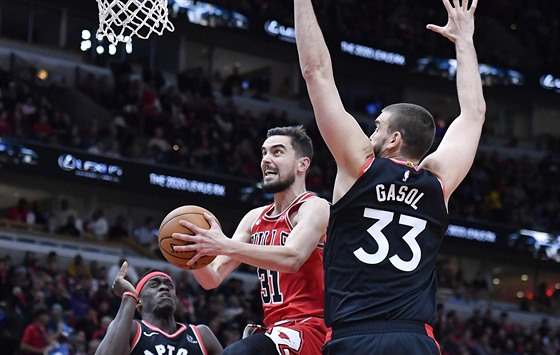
[122,291,139,303]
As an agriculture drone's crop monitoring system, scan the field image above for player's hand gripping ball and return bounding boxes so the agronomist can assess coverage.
[158,205,217,270]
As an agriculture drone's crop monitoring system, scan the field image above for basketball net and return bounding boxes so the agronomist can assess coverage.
[96,0,175,45]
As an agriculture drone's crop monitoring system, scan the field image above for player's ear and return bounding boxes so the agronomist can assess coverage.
[298,157,310,172]
[390,131,402,145]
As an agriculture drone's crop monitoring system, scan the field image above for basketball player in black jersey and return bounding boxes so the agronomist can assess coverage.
[295,0,485,354]
[95,262,223,355]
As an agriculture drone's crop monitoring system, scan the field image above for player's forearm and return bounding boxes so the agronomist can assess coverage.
[455,38,486,121]
[95,300,135,355]
[294,0,332,82]
[225,240,303,273]
[192,264,223,290]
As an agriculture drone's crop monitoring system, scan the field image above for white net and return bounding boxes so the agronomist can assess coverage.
[96,0,175,45]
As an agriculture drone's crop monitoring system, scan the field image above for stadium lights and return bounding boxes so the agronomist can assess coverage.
[81,29,133,56]
[81,29,92,52]
[36,69,49,81]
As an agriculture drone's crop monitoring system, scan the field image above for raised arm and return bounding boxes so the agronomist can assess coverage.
[294,0,373,190]
[174,198,329,274]
[95,262,137,355]
[420,0,486,200]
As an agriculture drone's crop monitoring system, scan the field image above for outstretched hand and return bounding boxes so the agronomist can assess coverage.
[427,0,477,43]
[172,212,226,266]
[111,261,136,298]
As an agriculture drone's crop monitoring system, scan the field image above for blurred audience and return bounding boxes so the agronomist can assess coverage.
[0,250,558,354]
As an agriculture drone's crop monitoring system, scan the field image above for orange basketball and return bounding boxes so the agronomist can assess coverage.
[158,205,218,270]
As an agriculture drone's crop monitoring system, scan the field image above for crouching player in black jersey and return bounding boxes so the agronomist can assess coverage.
[294,0,486,354]
[96,262,223,355]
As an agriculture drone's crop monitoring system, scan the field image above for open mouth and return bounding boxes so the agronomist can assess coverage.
[160,292,172,299]
[263,166,278,178]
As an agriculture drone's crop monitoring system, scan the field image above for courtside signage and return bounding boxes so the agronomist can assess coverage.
[264,20,295,43]
[1,139,254,205]
[446,224,497,243]
[540,74,560,93]
[57,153,123,183]
[340,41,406,66]
[148,172,226,196]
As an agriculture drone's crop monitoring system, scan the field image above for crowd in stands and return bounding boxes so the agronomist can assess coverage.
[0,249,559,354]
[1,56,559,235]
[3,197,165,253]
[209,0,559,75]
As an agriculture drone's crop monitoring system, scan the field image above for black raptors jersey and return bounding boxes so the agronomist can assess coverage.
[324,157,448,328]
[131,320,208,355]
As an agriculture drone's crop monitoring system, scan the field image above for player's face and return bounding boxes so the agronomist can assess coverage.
[261,135,298,194]
[369,114,391,157]
[140,276,176,317]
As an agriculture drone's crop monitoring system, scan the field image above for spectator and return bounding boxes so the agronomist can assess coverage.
[26,200,49,227]
[45,284,72,313]
[0,110,13,136]
[66,255,92,281]
[30,109,53,142]
[44,329,72,355]
[46,303,68,333]
[50,199,79,234]
[146,126,171,162]
[72,330,89,355]
[133,216,158,250]
[57,215,81,237]
[20,307,57,355]
[0,256,13,304]
[91,315,112,341]
[84,209,109,240]
[106,257,139,286]
[7,197,29,223]
[107,214,129,240]
[70,288,93,322]
[471,270,491,301]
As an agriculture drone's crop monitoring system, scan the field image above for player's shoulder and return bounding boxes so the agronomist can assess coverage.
[194,323,211,332]
[247,205,268,218]
[301,194,330,208]
[297,194,330,219]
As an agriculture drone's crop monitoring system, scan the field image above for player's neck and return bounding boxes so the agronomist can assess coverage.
[272,185,306,214]
[144,315,177,334]
[382,151,419,167]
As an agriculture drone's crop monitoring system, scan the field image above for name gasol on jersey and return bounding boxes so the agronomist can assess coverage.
[375,183,424,210]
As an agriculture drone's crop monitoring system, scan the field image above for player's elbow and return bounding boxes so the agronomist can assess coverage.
[284,263,301,274]
[475,94,486,121]
[283,254,307,273]
[193,272,221,290]
[301,63,328,83]
[465,98,486,124]
[198,281,219,291]
[478,100,486,122]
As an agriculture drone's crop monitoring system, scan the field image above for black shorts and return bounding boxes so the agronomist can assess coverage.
[223,332,277,355]
[323,320,440,355]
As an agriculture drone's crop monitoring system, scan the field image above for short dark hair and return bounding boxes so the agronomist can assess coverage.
[383,103,435,160]
[33,307,48,319]
[266,125,313,161]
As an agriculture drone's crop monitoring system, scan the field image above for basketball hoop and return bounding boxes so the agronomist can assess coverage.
[96,0,175,45]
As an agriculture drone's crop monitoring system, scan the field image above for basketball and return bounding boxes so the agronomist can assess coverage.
[158,205,218,270]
